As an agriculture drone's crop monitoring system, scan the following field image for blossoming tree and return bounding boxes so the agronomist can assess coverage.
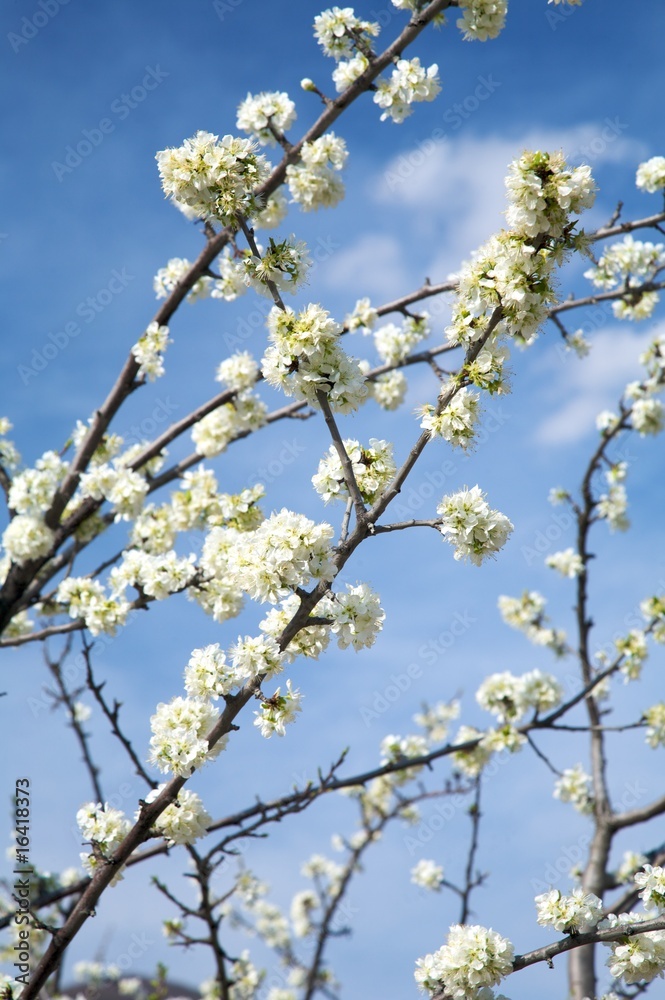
[2,2,665,1000]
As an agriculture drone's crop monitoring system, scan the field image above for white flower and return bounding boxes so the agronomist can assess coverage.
[290,888,319,937]
[184,644,238,700]
[617,851,649,884]
[8,449,67,515]
[142,785,211,846]
[332,53,369,91]
[545,548,584,578]
[254,679,303,738]
[414,923,514,998]
[230,634,284,680]
[413,700,461,744]
[497,591,567,654]
[328,582,385,650]
[635,865,665,912]
[154,257,211,302]
[243,236,311,296]
[76,802,131,883]
[636,156,665,194]
[585,236,665,324]
[260,594,331,663]
[437,485,513,565]
[262,304,367,414]
[345,297,378,332]
[132,322,170,381]
[604,911,665,985]
[631,397,665,436]
[597,482,629,533]
[215,351,259,391]
[457,0,508,41]
[419,386,481,450]
[476,672,527,723]
[2,514,55,564]
[374,314,429,363]
[452,726,491,777]
[156,130,269,224]
[644,703,665,748]
[411,859,444,891]
[374,58,440,123]
[554,764,594,814]
[616,629,648,681]
[535,888,603,933]
[371,370,408,410]
[313,7,379,60]
[148,696,225,777]
[236,90,296,145]
[56,576,129,637]
[312,438,395,505]
[191,391,267,457]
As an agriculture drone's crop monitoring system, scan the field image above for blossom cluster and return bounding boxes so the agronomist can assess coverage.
[286,133,348,212]
[446,151,595,374]
[553,764,594,814]
[414,923,514,998]
[142,786,211,846]
[476,668,563,723]
[312,437,395,505]
[374,314,429,364]
[498,590,567,655]
[131,322,171,381]
[191,391,267,458]
[437,485,513,565]
[76,802,132,882]
[535,888,603,934]
[585,235,665,320]
[602,911,665,985]
[374,57,440,123]
[636,155,665,194]
[236,90,296,146]
[419,384,481,450]
[154,250,249,304]
[262,303,367,413]
[156,130,270,224]
[457,0,508,42]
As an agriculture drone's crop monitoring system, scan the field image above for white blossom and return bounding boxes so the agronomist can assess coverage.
[635,865,665,912]
[603,911,665,985]
[414,923,514,998]
[254,679,303,738]
[312,438,395,505]
[153,257,211,302]
[132,322,170,381]
[216,351,259,391]
[437,485,513,565]
[142,785,211,846]
[313,7,379,60]
[419,386,481,450]
[374,58,440,123]
[156,130,269,224]
[236,90,296,145]
[371,370,408,410]
[636,156,665,194]
[644,703,665,748]
[535,888,603,933]
[148,696,225,777]
[411,859,444,891]
[2,514,55,564]
[328,582,385,650]
[457,0,508,41]
[545,547,584,578]
[554,764,594,814]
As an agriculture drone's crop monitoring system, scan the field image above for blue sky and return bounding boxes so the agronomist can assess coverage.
[2,1,665,998]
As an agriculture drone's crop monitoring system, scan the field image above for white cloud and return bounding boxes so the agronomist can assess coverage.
[534,325,660,445]
[373,127,647,277]
[320,233,410,299]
